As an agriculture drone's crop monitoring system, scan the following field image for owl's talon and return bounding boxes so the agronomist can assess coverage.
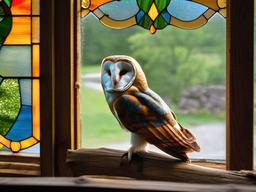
[120,151,144,171]
[120,152,129,166]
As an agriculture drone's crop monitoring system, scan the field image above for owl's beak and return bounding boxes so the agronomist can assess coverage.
[112,79,118,87]
[111,74,120,88]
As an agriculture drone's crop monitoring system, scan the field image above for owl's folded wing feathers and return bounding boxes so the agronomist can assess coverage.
[113,92,200,161]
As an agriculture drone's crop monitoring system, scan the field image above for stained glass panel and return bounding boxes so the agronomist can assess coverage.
[100,0,139,20]
[32,17,39,43]
[0,46,31,77]
[32,0,39,15]
[20,79,31,105]
[167,0,208,21]
[11,0,31,15]
[82,0,226,33]
[0,0,40,153]
[32,44,39,77]
[4,17,31,44]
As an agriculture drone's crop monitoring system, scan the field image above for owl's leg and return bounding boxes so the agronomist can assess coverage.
[128,133,149,161]
[121,133,149,165]
[120,134,149,170]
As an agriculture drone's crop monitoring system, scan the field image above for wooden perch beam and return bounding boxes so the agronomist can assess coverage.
[66,148,256,185]
[0,177,256,192]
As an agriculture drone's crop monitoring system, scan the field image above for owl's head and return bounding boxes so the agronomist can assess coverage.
[101,55,147,93]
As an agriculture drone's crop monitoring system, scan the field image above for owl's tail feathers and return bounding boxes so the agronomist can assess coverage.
[163,149,191,163]
[179,125,201,152]
[174,152,191,163]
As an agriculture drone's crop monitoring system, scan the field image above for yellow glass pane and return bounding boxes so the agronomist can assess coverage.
[11,0,31,15]
[170,16,207,29]
[0,135,11,148]
[20,137,37,149]
[4,17,31,44]
[32,0,40,15]
[32,80,40,140]
[10,141,21,152]
[32,17,40,43]
[33,45,40,77]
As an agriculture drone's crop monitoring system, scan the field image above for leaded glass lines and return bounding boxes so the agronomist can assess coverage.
[82,0,226,33]
[0,0,40,153]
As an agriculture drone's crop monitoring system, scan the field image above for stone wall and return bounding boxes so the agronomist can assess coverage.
[178,85,225,114]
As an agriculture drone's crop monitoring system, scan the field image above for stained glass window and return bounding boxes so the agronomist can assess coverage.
[82,0,226,33]
[0,0,40,153]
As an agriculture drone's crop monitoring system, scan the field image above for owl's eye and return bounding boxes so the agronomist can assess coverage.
[107,69,111,76]
[120,70,127,76]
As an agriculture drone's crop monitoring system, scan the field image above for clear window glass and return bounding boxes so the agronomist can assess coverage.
[81,1,226,160]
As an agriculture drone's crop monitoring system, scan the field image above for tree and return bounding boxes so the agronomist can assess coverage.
[128,15,226,104]
[81,15,137,65]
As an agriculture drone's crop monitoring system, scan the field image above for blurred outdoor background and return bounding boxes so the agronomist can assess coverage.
[80,13,229,160]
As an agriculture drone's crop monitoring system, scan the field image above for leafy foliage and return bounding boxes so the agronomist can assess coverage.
[81,14,226,105]
[81,15,137,65]
[128,16,226,103]
[0,79,20,135]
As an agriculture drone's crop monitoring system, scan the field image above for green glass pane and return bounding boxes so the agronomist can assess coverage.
[0,79,21,135]
[3,0,11,8]
[155,0,170,12]
[0,7,4,17]
[0,46,31,77]
[0,16,12,45]
[137,0,153,13]
[139,14,152,29]
[154,15,168,29]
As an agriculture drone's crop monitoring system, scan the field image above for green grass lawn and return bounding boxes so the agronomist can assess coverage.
[81,87,129,147]
[80,86,225,148]
[80,65,100,73]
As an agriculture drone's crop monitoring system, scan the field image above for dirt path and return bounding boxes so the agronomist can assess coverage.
[105,123,226,160]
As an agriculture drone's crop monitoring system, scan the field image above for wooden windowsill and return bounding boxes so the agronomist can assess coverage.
[0,153,40,176]
[66,148,256,185]
[0,176,256,191]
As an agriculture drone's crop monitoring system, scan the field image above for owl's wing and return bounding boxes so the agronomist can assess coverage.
[113,92,200,161]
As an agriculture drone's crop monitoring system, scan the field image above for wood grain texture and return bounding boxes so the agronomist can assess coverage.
[54,0,75,176]
[226,0,254,170]
[0,162,40,176]
[66,148,256,185]
[0,176,256,192]
[40,0,55,176]
[0,153,39,163]
[74,0,81,149]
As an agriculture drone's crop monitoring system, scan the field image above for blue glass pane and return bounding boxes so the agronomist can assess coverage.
[5,105,32,141]
[20,79,31,105]
[100,0,139,20]
[0,46,31,77]
[167,0,208,21]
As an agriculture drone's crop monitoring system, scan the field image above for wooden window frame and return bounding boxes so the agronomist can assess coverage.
[37,0,255,177]
[40,0,80,176]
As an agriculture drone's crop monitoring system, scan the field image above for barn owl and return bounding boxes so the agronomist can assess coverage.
[101,55,200,162]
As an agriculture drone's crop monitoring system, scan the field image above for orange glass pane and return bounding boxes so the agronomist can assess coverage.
[32,17,40,43]
[32,0,40,15]
[32,80,40,140]
[11,0,31,15]
[4,17,31,44]
[33,44,40,77]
